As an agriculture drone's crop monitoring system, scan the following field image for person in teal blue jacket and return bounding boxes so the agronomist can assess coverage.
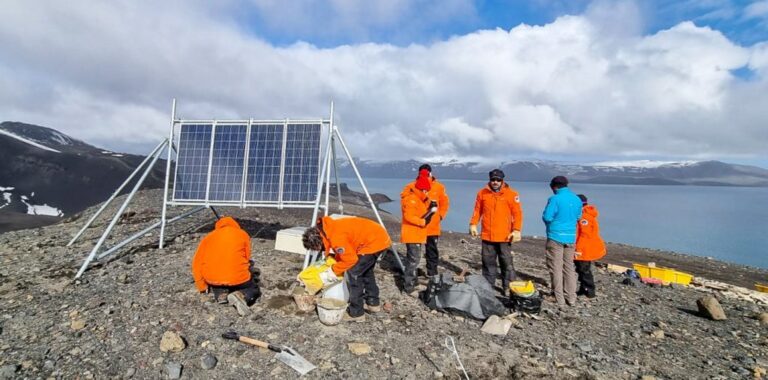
[542,176,582,306]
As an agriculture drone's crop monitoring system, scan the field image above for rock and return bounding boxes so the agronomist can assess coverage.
[574,341,593,352]
[70,319,86,331]
[0,364,19,380]
[481,315,512,336]
[696,296,727,320]
[382,302,393,313]
[649,330,665,339]
[758,312,768,326]
[159,331,186,353]
[348,342,372,355]
[390,356,400,365]
[640,376,656,380]
[125,367,136,378]
[117,273,129,284]
[201,353,217,370]
[433,371,444,378]
[754,366,766,378]
[165,362,182,379]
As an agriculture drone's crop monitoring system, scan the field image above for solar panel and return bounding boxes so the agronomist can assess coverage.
[172,121,323,206]
[173,124,212,201]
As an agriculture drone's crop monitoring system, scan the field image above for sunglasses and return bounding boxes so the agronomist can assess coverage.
[489,178,503,183]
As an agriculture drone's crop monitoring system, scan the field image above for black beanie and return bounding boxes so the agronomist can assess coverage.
[489,169,505,180]
[418,163,432,172]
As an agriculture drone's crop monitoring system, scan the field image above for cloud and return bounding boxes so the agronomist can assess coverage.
[0,1,766,163]
[745,0,768,20]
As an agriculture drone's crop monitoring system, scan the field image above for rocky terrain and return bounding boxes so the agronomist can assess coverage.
[0,187,767,379]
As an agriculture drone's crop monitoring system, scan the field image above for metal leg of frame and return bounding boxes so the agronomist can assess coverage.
[331,136,344,215]
[68,139,168,247]
[98,206,206,260]
[159,99,177,249]
[305,126,334,269]
[75,140,168,279]
[332,126,405,273]
[209,206,221,220]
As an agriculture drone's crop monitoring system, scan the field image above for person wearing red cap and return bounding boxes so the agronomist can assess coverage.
[469,168,524,295]
[400,168,435,294]
[402,164,450,279]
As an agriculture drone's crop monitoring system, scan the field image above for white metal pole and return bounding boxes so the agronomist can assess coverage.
[159,99,177,249]
[75,140,168,278]
[333,126,405,272]
[323,102,334,216]
[305,126,334,269]
[277,119,289,209]
[68,139,167,247]
[331,136,344,215]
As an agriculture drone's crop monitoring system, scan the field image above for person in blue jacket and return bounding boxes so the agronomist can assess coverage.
[542,176,583,307]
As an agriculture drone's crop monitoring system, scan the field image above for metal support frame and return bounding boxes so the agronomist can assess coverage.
[75,139,169,278]
[159,99,177,249]
[332,125,405,272]
[68,139,168,247]
[331,135,344,215]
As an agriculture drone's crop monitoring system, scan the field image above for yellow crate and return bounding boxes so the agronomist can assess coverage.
[756,283,768,293]
[632,263,692,285]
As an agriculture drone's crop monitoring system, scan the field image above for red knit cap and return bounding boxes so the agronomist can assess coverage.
[415,169,431,191]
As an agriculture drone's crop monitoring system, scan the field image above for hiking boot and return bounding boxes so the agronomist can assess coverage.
[342,312,366,322]
[227,291,251,316]
[364,304,382,313]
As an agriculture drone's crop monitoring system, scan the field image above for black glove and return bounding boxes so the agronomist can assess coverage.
[424,213,434,225]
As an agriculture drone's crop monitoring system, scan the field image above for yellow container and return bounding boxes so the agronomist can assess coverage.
[632,263,692,285]
[756,283,768,293]
[509,280,535,296]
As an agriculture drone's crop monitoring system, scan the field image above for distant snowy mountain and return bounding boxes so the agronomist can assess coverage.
[0,122,165,233]
[337,159,768,187]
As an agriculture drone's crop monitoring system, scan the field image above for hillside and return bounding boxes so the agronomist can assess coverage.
[0,122,166,232]
[0,188,766,379]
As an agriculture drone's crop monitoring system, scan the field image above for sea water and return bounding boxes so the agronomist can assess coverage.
[341,178,768,269]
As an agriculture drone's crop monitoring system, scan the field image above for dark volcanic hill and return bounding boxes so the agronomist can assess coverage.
[0,122,165,232]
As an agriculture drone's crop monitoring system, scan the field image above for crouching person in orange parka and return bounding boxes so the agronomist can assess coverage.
[192,216,261,316]
[302,215,392,322]
[574,194,606,299]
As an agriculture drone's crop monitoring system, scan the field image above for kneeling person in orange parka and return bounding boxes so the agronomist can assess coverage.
[192,216,261,316]
[302,215,392,322]
[574,194,606,299]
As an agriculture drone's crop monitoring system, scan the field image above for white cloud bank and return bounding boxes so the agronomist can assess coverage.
[0,1,766,163]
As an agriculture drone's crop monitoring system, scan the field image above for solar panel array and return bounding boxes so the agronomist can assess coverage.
[173,122,323,205]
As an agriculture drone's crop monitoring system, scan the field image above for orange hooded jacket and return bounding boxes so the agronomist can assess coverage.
[575,205,606,261]
[469,182,523,242]
[404,178,449,236]
[400,183,430,244]
[191,217,251,292]
[318,216,392,276]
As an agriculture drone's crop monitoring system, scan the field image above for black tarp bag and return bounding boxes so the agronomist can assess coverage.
[421,273,507,320]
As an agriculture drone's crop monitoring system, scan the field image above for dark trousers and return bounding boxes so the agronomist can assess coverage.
[425,236,440,276]
[575,261,596,297]
[481,240,516,292]
[211,274,261,305]
[403,243,422,292]
[347,252,382,317]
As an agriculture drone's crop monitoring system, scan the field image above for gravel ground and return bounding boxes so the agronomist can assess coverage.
[0,188,766,379]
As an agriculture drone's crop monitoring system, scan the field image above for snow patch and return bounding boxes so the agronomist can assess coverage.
[111,154,124,157]
[0,192,11,209]
[0,186,14,191]
[50,131,72,145]
[0,129,61,153]
[590,160,699,169]
[19,197,63,217]
[21,195,28,200]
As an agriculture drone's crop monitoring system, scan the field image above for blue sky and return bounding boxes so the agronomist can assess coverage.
[1,0,767,167]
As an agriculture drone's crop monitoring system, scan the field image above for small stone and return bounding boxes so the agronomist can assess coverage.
[574,341,593,352]
[390,356,400,365]
[382,302,393,313]
[165,362,182,379]
[696,296,726,320]
[481,315,512,336]
[159,331,186,353]
[433,371,444,378]
[201,353,217,370]
[640,376,655,380]
[43,360,54,370]
[125,367,136,378]
[348,342,372,355]
[754,366,766,378]
[70,319,86,331]
[0,364,19,380]
[758,313,768,326]
[117,273,129,284]
[650,330,665,339]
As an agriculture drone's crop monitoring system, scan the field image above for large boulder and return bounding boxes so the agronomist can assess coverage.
[696,296,726,321]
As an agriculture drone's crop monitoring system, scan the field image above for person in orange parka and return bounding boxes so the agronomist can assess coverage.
[469,169,523,294]
[301,215,392,322]
[404,164,450,277]
[401,168,434,294]
[192,216,261,316]
[574,194,606,299]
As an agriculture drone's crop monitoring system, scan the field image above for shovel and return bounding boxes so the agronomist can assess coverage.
[222,331,316,375]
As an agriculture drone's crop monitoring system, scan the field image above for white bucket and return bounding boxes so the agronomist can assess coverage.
[316,298,347,326]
